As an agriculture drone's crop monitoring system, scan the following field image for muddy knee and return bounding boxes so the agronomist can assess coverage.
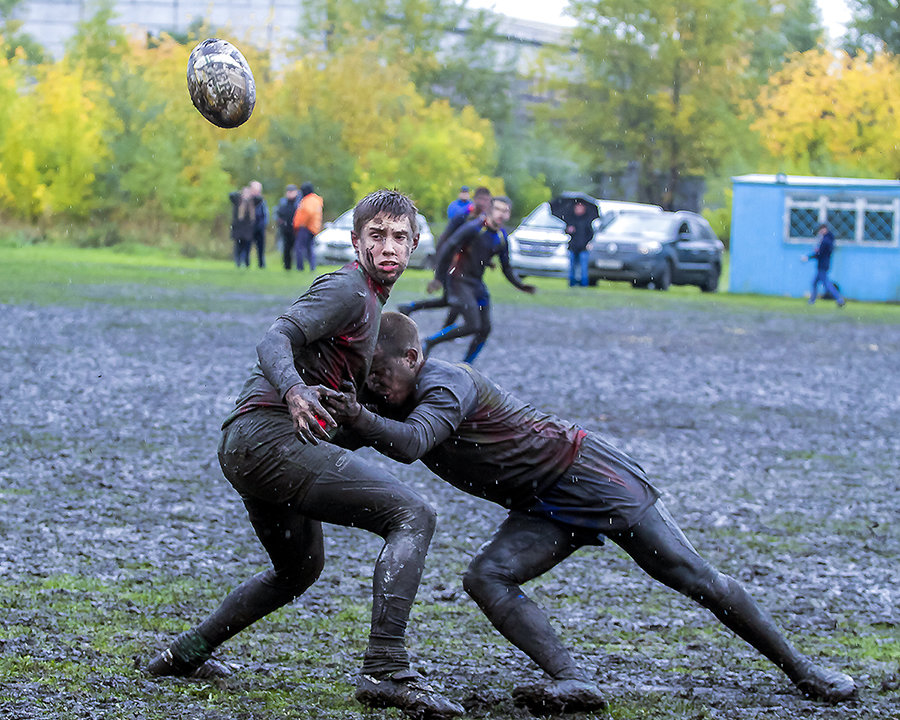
[463,554,515,610]
[267,551,325,598]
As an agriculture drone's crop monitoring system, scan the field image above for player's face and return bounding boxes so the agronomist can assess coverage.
[352,212,419,286]
[486,201,510,230]
[367,349,417,407]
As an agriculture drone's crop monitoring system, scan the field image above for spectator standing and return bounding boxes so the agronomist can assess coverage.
[804,224,846,307]
[249,180,268,268]
[229,186,256,268]
[275,184,301,270]
[446,185,471,220]
[292,182,323,272]
[566,200,593,287]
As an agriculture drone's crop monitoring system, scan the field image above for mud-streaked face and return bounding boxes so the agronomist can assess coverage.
[367,347,417,407]
[352,212,419,286]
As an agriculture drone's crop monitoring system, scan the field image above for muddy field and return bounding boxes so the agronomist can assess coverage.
[1,282,897,720]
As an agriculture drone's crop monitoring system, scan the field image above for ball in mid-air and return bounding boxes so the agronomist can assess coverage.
[186,38,256,129]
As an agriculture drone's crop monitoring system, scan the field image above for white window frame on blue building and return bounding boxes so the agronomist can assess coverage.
[783,193,900,248]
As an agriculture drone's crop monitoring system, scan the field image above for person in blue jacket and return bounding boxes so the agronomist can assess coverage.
[446,185,471,219]
[804,224,845,306]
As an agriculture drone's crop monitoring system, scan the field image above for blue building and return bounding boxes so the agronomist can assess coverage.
[729,174,900,302]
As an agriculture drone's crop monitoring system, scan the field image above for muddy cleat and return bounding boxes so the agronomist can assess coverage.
[356,669,464,719]
[145,631,231,679]
[794,665,857,703]
[512,678,608,715]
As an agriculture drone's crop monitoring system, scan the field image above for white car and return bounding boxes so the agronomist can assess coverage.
[508,198,663,279]
[314,209,436,269]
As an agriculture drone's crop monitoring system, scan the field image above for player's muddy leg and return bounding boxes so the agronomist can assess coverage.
[463,514,607,713]
[298,453,462,718]
[462,300,491,364]
[423,291,478,355]
[609,501,856,703]
[146,502,324,679]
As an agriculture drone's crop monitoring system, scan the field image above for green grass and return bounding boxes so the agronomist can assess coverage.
[2,244,899,322]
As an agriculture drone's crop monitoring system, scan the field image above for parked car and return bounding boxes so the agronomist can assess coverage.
[508,198,662,279]
[588,210,724,291]
[314,209,436,269]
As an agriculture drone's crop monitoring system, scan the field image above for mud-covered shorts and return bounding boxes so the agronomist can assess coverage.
[524,431,660,545]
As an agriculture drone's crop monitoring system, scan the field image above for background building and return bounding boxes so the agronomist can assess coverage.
[730,174,900,302]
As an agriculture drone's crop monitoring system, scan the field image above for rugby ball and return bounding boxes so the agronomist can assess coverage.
[186,38,256,128]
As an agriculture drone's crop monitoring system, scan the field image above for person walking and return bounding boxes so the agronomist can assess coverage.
[275,184,300,270]
[292,182,323,272]
[804,224,845,306]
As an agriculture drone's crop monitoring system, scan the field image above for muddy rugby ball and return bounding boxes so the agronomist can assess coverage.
[186,38,256,128]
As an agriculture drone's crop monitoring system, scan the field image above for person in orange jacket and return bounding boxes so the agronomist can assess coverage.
[292,182,324,272]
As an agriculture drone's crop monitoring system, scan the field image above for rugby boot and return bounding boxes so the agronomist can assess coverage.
[793,662,857,703]
[512,677,608,715]
[355,668,464,719]
[145,630,232,679]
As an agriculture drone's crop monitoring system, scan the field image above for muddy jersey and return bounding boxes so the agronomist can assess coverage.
[223,263,388,427]
[348,359,584,509]
[434,219,526,290]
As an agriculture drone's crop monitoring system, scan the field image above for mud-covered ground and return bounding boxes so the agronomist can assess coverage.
[1,282,898,720]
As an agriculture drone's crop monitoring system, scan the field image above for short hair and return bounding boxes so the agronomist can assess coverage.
[492,195,512,209]
[377,312,421,358]
[818,223,829,232]
[473,186,491,198]
[353,190,418,238]
[300,182,314,195]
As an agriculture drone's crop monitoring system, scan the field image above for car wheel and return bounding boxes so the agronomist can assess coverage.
[633,279,650,289]
[700,264,720,293]
[653,262,672,291]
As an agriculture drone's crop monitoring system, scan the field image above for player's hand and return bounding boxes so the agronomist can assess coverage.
[322,381,362,424]
[522,284,537,294]
[285,384,339,444]
[427,278,442,294]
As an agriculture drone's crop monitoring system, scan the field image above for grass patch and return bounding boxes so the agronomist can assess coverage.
[2,245,899,322]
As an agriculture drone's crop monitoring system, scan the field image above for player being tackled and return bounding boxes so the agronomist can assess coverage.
[324,312,857,713]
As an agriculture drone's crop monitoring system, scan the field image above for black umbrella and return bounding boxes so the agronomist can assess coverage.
[549,192,600,226]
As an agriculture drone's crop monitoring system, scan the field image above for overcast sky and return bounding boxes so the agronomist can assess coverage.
[466,0,853,40]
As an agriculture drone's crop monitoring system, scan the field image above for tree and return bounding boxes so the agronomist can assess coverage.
[844,0,900,55]
[751,49,900,178]
[564,0,758,207]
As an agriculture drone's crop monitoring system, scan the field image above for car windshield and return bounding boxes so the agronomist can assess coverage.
[332,209,354,230]
[601,213,674,238]
[521,203,566,229]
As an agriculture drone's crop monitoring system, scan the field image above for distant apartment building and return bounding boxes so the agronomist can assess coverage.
[10,0,572,76]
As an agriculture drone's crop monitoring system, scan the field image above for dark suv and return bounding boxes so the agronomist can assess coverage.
[588,210,724,291]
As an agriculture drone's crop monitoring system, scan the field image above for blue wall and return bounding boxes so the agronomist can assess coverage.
[729,175,900,303]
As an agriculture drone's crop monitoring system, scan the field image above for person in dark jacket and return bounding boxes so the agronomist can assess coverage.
[804,224,845,306]
[275,184,301,270]
[249,180,268,268]
[398,187,492,324]
[325,312,858,714]
[229,186,257,267]
[566,200,593,287]
[423,196,535,364]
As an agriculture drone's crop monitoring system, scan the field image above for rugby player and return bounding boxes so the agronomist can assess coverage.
[325,312,857,713]
[146,194,463,720]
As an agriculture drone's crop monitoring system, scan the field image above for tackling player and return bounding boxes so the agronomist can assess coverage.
[325,312,857,714]
[422,196,536,364]
[145,194,462,720]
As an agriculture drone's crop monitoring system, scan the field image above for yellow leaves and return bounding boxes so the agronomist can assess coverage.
[752,49,900,177]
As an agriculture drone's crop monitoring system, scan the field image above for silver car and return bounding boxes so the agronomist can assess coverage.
[508,199,662,279]
[314,209,436,269]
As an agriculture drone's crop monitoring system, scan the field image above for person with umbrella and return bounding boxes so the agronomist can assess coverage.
[550,193,600,287]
